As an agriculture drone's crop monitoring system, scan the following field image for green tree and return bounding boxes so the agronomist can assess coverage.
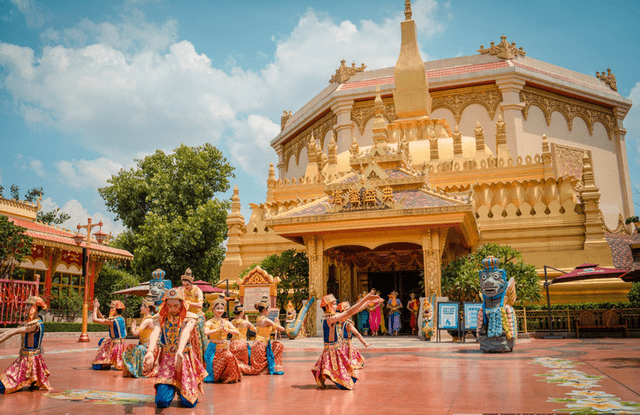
[3,185,70,225]
[49,289,84,321]
[94,264,143,318]
[440,243,541,305]
[239,249,309,311]
[100,144,234,285]
[628,282,640,305]
[0,215,33,279]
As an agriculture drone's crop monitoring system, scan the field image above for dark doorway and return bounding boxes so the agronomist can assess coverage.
[368,270,422,334]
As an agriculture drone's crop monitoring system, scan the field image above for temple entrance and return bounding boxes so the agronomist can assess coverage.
[368,270,422,334]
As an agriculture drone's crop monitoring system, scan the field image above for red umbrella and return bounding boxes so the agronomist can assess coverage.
[549,263,628,285]
[112,282,149,296]
[193,280,224,293]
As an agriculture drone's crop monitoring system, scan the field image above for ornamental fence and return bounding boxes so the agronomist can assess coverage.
[514,308,640,333]
[0,279,39,326]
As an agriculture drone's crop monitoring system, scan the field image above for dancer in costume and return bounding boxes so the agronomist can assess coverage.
[336,301,369,369]
[143,288,207,408]
[367,292,381,336]
[312,292,382,390]
[244,296,285,375]
[0,296,52,394]
[407,292,420,335]
[123,296,157,378]
[92,299,127,370]
[180,268,207,363]
[230,303,255,374]
[386,291,402,335]
[356,292,370,335]
[203,295,242,384]
[376,290,388,335]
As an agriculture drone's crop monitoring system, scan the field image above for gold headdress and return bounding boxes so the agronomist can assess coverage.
[211,293,227,309]
[110,300,126,310]
[255,295,270,310]
[336,301,350,312]
[26,296,47,310]
[181,268,194,282]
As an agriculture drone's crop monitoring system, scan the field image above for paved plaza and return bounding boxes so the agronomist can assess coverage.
[1,334,639,415]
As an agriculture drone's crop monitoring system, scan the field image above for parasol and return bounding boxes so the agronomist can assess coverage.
[111,282,149,296]
[193,280,224,293]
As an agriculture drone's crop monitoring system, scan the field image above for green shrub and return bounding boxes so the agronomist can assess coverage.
[628,282,640,305]
[43,322,109,332]
[512,301,635,310]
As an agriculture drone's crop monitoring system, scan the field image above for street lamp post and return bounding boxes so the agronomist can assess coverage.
[73,218,107,342]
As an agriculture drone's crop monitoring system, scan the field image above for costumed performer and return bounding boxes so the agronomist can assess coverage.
[91,298,127,370]
[336,301,369,369]
[143,288,207,408]
[230,303,255,374]
[0,296,52,394]
[386,291,402,335]
[407,292,420,335]
[356,292,370,335]
[180,268,207,363]
[203,295,242,383]
[376,290,388,334]
[312,291,382,390]
[367,292,381,336]
[123,296,158,378]
[244,296,285,375]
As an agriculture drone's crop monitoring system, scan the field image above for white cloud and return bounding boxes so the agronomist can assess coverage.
[43,197,125,236]
[13,153,46,177]
[10,0,46,28]
[56,157,124,189]
[0,0,448,182]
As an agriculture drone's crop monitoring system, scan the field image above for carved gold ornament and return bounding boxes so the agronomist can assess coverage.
[329,60,367,84]
[283,111,337,171]
[596,68,617,92]
[478,36,526,60]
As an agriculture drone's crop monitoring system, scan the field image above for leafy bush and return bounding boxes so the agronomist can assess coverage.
[512,301,636,310]
[43,322,109,332]
[94,265,142,318]
[49,289,84,321]
[627,282,640,305]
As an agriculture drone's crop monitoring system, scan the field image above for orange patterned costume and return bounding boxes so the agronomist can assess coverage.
[203,318,242,383]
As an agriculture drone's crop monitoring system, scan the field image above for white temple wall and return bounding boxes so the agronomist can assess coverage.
[285,147,308,179]
[458,104,497,154]
[519,106,624,229]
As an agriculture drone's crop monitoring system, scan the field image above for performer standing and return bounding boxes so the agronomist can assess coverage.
[367,293,381,336]
[143,288,207,409]
[123,297,157,378]
[336,301,369,369]
[0,296,52,394]
[91,299,127,370]
[203,295,242,384]
[244,296,285,375]
[230,303,255,374]
[180,268,207,363]
[312,292,381,390]
[356,292,370,335]
[407,292,420,335]
[386,292,402,336]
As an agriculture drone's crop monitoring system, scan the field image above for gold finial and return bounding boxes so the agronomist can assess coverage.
[478,35,526,60]
[405,0,412,20]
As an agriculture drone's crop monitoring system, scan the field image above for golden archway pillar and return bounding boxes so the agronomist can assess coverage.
[305,235,325,336]
[338,260,351,303]
[421,228,448,298]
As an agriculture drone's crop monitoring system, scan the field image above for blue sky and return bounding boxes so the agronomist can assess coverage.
[1,0,639,236]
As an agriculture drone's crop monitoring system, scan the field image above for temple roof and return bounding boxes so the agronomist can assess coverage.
[605,233,640,271]
[8,216,133,261]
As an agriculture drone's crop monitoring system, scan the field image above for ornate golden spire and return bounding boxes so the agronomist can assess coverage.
[371,84,390,155]
[478,36,526,60]
[453,125,463,157]
[475,118,485,153]
[393,0,431,118]
[405,0,412,20]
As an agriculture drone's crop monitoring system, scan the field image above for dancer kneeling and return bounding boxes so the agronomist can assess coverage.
[336,301,369,370]
[203,295,242,383]
[123,296,157,378]
[92,299,127,370]
[0,296,52,394]
[312,291,382,390]
[230,303,255,374]
[244,296,285,375]
[143,288,207,409]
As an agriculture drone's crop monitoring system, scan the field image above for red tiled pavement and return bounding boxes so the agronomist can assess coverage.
[1,335,639,414]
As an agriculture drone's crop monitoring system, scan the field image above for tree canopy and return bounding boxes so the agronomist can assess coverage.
[0,215,33,279]
[99,143,234,285]
[441,243,542,305]
[240,249,309,311]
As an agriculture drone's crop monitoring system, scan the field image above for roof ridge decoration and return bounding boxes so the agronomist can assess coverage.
[596,68,617,91]
[329,174,399,213]
[478,36,526,60]
[329,59,367,84]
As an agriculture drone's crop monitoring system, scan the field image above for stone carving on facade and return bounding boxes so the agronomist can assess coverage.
[431,85,503,126]
[519,86,616,138]
[351,98,397,135]
[596,68,617,92]
[281,110,292,131]
[283,111,337,171]
[329,59,367,84]
[327,249,423,273]
[552,143,590,180]
[478,36,526,60]
[423,249,439,296]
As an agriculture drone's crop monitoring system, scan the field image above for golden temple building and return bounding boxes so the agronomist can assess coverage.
[221,1,635,334]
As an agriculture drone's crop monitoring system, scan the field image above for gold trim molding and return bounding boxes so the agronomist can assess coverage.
[283,111,337,171]
[519,86,617,139]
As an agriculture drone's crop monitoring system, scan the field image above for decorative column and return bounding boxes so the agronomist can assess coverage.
[219,185,245,281]
[613,107,633,222]
[331,99,354,153]
[305,235,325,336]
[496,77,526,158]
[541,134,553,178]
[266,163,276,203]
[275,145,285,180]
[579,154,607,249]
[421,229,442,298]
